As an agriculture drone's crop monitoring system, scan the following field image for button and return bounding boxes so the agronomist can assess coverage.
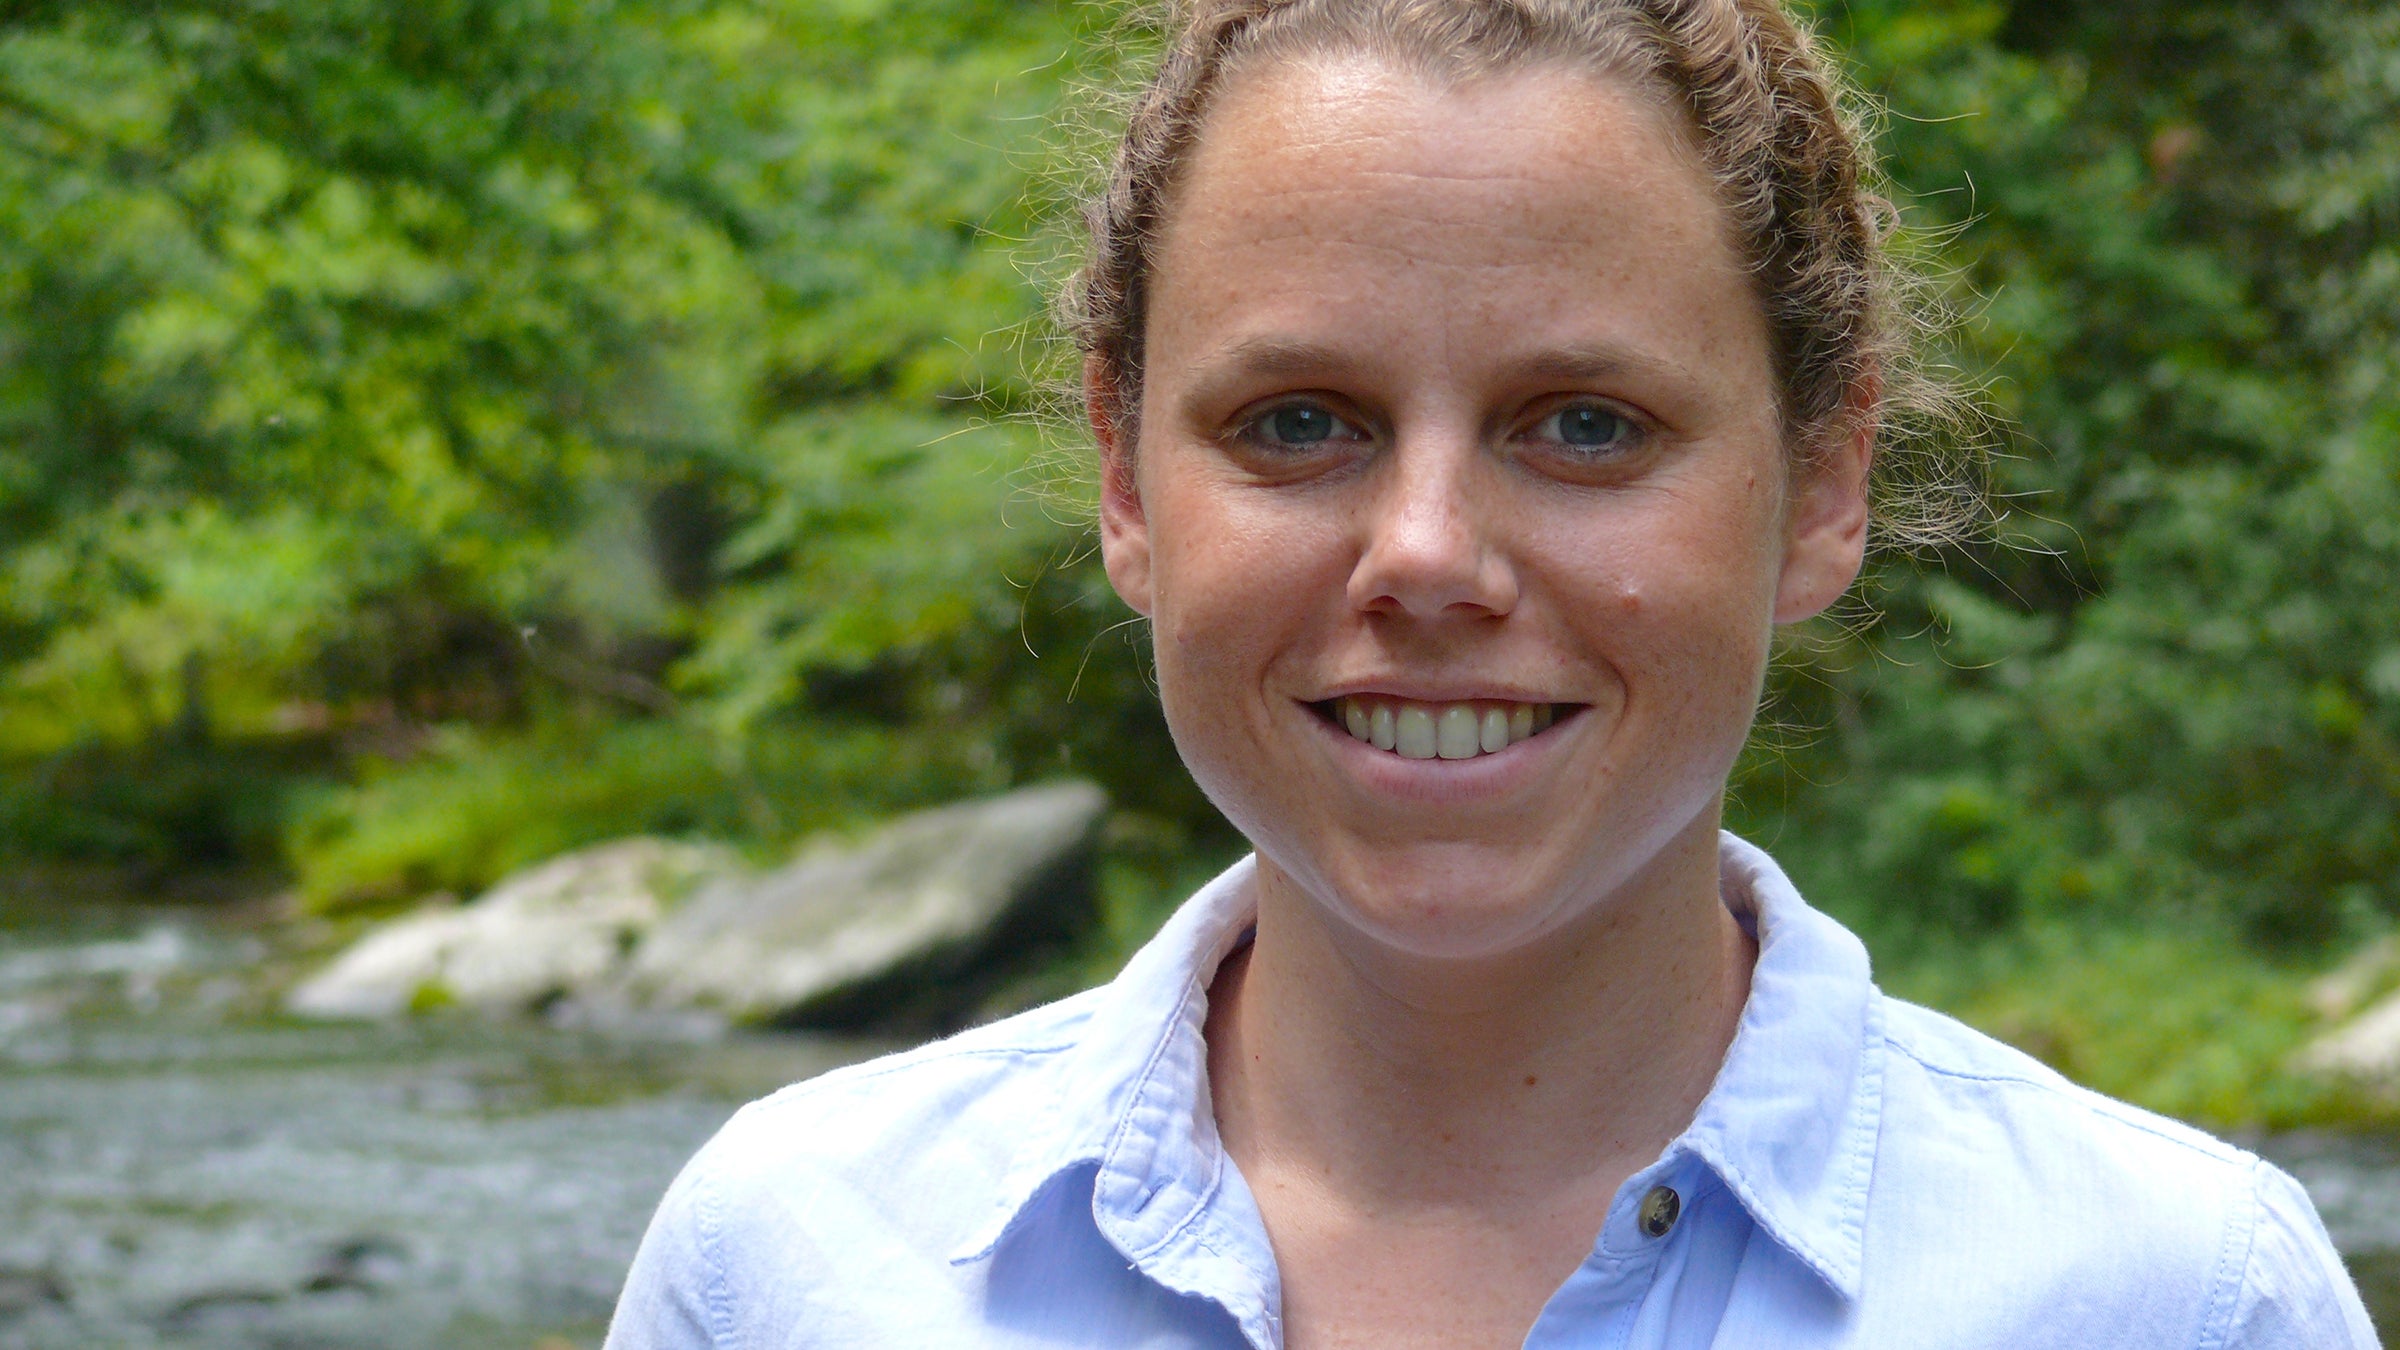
[1638,1185,1681,1238]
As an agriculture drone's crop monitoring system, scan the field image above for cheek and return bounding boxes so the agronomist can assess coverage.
[1142,477,1336,703]
[1141,489,1345,824]
[1553,484,1783,710]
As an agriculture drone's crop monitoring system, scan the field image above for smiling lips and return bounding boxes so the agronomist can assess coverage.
[1328,695,1562,761]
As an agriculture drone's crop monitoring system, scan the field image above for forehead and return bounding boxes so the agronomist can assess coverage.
[1185,51,1719,231]
[1146,55,1767,395]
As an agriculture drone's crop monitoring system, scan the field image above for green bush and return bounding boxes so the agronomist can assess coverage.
[0,739,329,868]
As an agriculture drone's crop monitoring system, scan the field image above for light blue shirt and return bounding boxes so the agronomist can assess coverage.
[605,835,2377,1348]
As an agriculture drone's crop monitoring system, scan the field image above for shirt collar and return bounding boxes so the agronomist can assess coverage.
[1676,833,1883,1301]
[952,855,1281,1341]
[952,834,1883,1311]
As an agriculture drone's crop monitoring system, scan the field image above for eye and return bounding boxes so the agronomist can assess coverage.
[1532,402,1641,455]
[1241,401,1364,450]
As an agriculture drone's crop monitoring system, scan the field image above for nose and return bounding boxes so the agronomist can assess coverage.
[1346,439,1519,620]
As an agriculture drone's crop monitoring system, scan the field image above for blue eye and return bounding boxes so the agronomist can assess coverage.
[1543,404,1635,451]
[1248,403,1358,448]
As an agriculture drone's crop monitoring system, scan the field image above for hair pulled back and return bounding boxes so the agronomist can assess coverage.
[1060,0,1985,550]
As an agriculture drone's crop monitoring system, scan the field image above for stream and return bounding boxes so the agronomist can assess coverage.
[0,895,879,1349]
[3,896,2396,1348]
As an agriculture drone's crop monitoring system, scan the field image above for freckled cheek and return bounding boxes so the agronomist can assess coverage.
[1147,506,1338,712]
[1557,536,1778,715]
[1154,594,1263,719]
[1590,598,1766,703]
[1146,545,1329,829]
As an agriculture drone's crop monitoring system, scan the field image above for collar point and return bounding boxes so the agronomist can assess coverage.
[948,1212,1013,1267]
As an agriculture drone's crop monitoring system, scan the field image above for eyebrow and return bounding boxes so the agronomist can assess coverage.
[1507,342,1696,388]
[1201,336,1352,378]
[1191,336,1696,389]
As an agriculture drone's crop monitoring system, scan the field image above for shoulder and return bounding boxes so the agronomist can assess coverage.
[693,986,1106,1201]
[1861,993,2375,1347]
[2222,1162,2382,1346]
[1877,991,2245,1176]
[604,992,1110,1349]
[604,990,1120,1346]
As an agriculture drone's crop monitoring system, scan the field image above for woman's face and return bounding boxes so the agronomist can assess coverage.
[1098,56,1868,959]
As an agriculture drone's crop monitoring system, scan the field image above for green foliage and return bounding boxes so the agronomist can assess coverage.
[0,0,755,742]
[1737,0,2400,957]
[0,736,327,865]
[0,0,1199,882]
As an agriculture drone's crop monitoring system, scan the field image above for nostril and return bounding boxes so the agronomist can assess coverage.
[1347,499,1518,618]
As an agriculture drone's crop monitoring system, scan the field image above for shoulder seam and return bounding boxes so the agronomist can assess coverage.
[749,1037,1081,1109]
[1882,1026,2247,1166]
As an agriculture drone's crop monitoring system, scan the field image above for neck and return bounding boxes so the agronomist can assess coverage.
[1205,818,1755,1217]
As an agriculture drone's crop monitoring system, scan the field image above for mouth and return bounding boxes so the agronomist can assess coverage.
[1314,695,1572,762]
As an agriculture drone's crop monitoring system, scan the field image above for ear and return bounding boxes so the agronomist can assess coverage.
[1773,385,1874,624]
[1090,359,1155,618]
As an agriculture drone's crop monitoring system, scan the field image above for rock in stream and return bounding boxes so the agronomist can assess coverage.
[286,781,1107,1032]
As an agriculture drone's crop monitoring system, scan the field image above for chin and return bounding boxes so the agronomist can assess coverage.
[1265,835,1602,961]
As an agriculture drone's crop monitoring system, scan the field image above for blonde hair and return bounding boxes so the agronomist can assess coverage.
[1059,0,1987,550]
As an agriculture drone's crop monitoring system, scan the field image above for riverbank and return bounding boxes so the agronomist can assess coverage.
[0,891,883,1349]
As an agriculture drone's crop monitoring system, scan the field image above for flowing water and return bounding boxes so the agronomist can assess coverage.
[2,896,2395,1348]
[0,895,879,1349]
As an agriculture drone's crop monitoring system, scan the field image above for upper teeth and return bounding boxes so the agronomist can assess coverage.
[1335,697,1555,760]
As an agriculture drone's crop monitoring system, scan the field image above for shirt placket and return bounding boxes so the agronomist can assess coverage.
[1523,1158,1711,1350]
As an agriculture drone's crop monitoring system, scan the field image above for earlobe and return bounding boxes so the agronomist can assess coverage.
[1773,405,1874,625]
[1089,362,1155,618]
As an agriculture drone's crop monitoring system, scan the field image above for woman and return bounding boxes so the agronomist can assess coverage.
[606,0,2374,1345]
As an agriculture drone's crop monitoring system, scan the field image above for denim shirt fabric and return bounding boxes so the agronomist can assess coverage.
[604,835,2378,1348]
